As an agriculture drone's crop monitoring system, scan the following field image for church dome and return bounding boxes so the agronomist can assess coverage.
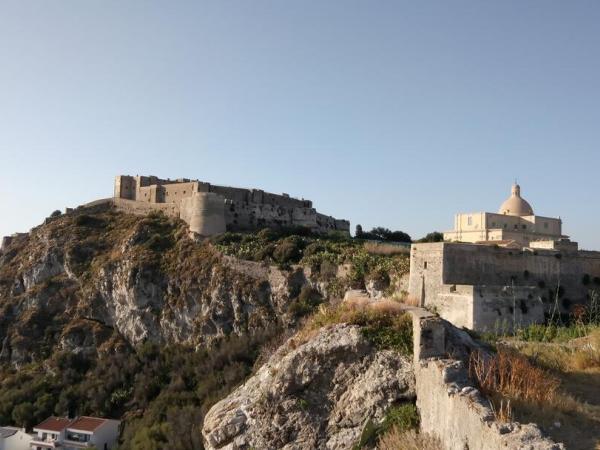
[499,184,534,216]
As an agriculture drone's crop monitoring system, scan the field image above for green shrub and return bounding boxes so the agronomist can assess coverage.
[353,403,419,449]
[74,214,106,228]
[289,286,323,318]
[361,314,413,355]
[273,236,304,264]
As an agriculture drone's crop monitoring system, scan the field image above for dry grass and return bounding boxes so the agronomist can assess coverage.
[469,349,560,406]
[377,428,441,450]
[571,330,600,370]
[498,329,600,449]
[364,241,410,256]
[404,295,421,307]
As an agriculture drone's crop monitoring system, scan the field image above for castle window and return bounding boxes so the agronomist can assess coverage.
[423,261,428,269]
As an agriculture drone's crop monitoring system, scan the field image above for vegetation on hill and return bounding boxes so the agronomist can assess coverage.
[211,228,410,294]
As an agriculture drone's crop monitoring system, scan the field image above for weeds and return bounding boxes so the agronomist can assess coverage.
[377,429,441,450]
[469,349,560,421]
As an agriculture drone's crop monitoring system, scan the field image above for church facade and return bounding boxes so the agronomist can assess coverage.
[443,184,565,247]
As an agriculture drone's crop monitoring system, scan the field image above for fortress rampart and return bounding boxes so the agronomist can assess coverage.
[113,175,350,236]
[408,242,600,331]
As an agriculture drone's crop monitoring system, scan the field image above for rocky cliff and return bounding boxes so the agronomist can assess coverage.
[0,209,324,365]
[202,323,415,450]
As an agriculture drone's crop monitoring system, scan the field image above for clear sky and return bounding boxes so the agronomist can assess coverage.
[1,1,599,247]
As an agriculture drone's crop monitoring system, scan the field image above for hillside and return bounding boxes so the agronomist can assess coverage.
[0,207,409,449]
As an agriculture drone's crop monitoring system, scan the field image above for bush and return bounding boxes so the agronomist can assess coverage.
[289,286,323,318]
[353,403,419,449]
[273,236,304,264]
[50,210,62,218]
[74,214,106,228]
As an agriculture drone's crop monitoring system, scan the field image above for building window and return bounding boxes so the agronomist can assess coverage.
[514,224,518,229]
[544,222,548,229]
[522,225,526,229]
[467,216,472,226]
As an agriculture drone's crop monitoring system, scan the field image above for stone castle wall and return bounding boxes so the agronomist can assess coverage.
[408,242,600,332]
[113,175,349,236]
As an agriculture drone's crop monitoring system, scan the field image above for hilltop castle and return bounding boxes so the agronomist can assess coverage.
[113,175,350,236]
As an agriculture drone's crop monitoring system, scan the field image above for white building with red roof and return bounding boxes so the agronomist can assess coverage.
[30,416,120,450]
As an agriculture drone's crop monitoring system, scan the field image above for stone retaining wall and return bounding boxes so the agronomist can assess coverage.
[411,311,564,450]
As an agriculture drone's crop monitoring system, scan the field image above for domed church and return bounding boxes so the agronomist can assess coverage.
[443,183,568,247]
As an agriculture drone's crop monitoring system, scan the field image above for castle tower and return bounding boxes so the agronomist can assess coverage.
[180,192,226,236]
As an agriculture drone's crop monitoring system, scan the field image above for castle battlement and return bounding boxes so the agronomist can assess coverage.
[113,175,350,236]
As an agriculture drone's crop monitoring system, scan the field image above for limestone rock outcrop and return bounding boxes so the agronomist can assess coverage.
[202,324,415,450]
[0,211,323,364]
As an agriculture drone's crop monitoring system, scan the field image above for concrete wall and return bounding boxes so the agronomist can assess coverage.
[411,312,564,450]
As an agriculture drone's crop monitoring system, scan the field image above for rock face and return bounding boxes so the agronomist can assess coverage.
[0,211,325,364]
[202,324,415,450]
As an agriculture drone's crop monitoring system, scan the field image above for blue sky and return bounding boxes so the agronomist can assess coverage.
[1,1,599,247]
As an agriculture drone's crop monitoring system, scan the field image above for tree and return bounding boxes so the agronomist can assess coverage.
[355,224,363,238]
[358,227,412,243]
[417,231,444,243]
[12,402,34,428]
[387,230,412,243]
[49,210,62,218]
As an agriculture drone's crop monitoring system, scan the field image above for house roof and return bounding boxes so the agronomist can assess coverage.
[34,416,72,432]
[0,427,18,438]
[67,416,107,432]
